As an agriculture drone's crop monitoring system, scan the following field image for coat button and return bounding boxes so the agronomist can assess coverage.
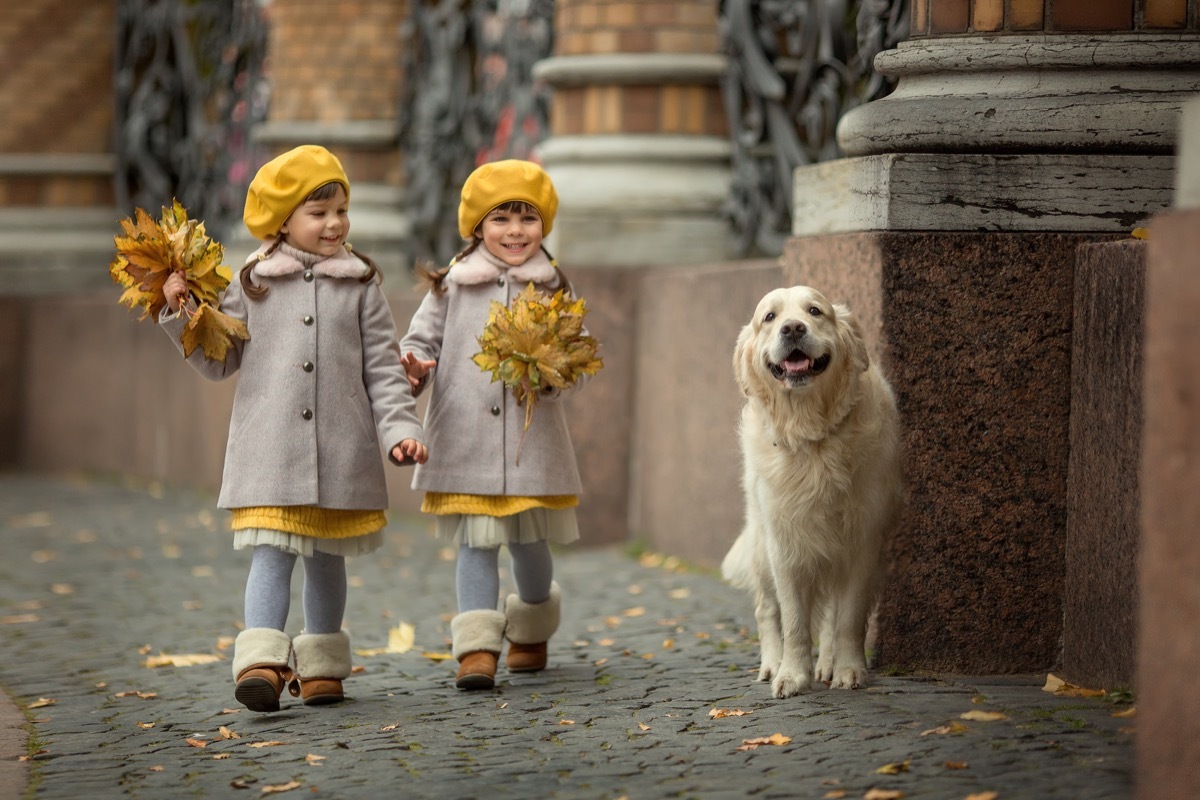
[302,361,314,373]
[490,405,501,416]
[304,271,314,282]
[302,315,314,325]
[496,276,504,286]
[301,409,313,420]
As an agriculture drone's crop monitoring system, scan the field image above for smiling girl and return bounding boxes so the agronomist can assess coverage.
[160,145,427,712]
[398,159,590,690]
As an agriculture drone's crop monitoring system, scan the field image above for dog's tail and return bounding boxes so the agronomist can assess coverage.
[720,531,755,591]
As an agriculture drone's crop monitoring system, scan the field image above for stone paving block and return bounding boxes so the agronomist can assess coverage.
[0,474,1135,799]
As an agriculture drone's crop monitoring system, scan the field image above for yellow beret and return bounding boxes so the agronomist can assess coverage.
[243,145,350,240]
[458,159,558,239]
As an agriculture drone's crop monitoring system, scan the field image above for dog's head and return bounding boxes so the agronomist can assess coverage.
[734,286,869,408]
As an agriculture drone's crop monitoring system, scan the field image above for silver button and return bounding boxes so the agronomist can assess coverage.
[303,315,314,325]
[302,362,314,373]
[304,271,314,282]
[301,409,313,420]
[490,405,501,416]
[496,276,504,286]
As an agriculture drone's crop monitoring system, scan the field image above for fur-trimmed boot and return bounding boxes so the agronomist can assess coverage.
[504,582,561,673]
[232,628,294,713]
[290,631,352,706]
[451,609,507,690]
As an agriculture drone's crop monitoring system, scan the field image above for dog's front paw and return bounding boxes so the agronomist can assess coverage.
[756,660,778,682]
[814,654,834,684]
[829,665,867,690]
[771,670,813,698]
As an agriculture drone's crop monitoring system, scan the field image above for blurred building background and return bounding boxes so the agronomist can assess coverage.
[2,3,1200,793]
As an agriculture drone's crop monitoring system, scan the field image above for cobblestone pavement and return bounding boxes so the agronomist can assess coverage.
[0,473,1133,799]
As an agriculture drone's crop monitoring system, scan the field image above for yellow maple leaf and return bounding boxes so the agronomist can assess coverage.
[1042,673,1107,699]
[472,283,602,463]
[110,200,245,362]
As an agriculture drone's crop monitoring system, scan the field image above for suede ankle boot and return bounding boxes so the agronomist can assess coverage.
[291,631,352,706]
[504,582,561,673]
[232,628,294,713]
[451,609,506,690]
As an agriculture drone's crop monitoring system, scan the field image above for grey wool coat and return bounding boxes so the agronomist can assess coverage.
[400,247,585,497]
[160,242,424,510]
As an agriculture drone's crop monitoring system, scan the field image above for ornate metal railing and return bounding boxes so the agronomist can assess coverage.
[113,0,267,237]
[720,0,908,255]
[401,0,555,266]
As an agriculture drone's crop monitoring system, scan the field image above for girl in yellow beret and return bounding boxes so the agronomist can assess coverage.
[160,145,428,711]
[400,159,587,690]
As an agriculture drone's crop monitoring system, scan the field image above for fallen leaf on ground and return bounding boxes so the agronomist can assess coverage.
[186,738,209,748]
[354,623,415,656]
[1042,673,1106,699]
[27,698,56,709]
[944,761,968,770]
[637,723,651,731]
[960,710,1008,722]
[212,754,230,760]
[115,691,158,700]
[921,721,968,736]
[143,653,223,668]
[246,741,286,748]
[559,720,575,725]
[261,780,302,794]
[50,584,74,595]
[876,760,910,775]
[622,607,646,617]
[305,754,325,765]
[148,766,164,772]
[8,512,52,528]
[864,790,905,800]
[1131,227,1149,240]
[137,722,155,729]
[824,791,847,799]
[965,793,999,800]
[421,651,452,661]
[709,708,752,719]
[380,723,401,731]
[219,726,240,740]
[1,614,40,625]
[668,588,691,599]
[736,733,792,751]
[1112,707,1136,718]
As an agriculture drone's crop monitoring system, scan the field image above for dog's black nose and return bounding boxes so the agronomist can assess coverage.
[780,320,807,338]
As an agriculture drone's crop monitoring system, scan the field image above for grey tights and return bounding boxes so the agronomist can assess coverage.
[457,540,553,612]
[243,545,346,634]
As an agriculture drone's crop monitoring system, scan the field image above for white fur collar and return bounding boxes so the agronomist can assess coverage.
[447,246,556,286]
[248,240,371,279]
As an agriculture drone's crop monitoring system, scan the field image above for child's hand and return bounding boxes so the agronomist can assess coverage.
[393,439,428,465]
[400,351,437,391]
[163,270,189,313]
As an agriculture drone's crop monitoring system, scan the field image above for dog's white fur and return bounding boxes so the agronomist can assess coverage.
[722,286,904,698]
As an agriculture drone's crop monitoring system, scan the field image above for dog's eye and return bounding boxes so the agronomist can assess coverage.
[808,306,822,317]
[763,311,776,323]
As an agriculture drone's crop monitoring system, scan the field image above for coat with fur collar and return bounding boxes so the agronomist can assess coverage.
[160,242,424,511]
[400,247,584,497]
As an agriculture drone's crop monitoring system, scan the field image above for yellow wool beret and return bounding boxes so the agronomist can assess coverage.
[243,145,350,240]
[458,159,558,239]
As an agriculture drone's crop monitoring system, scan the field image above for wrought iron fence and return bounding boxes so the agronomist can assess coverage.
[720,0,908,255]
[113,0,267,237]
[401,0,554,266]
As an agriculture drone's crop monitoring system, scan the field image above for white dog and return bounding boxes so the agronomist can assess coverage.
[722,286,904,698]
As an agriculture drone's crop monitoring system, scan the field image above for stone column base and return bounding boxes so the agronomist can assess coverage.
[783,229,1118,673]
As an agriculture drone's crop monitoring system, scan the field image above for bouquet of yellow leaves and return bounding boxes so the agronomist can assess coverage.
[473,283,603,464]
[109,199,249,362]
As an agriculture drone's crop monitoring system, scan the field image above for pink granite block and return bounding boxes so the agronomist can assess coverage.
[1064,240,1144,691]
[784,231,1116,673]
[1137,210,1200,798]
[632,261,783,567]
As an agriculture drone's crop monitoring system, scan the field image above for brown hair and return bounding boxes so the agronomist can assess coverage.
[238,181,380,299]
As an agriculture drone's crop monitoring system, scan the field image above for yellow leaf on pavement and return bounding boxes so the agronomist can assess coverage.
[355,623,416,656]
[262,780,302,794]
[960,710,1008,722]
[864,789,905,800]
[1042,673,1106,698]
[876,759,910,775]
[143,653,223,668]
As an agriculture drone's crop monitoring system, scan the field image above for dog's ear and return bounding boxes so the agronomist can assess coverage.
[833,303,870,374]
[733,322,754,397]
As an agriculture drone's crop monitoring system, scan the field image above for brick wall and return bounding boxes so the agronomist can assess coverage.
[913,0,1197,35]
[0,0,114,207]
[550,0,726,138]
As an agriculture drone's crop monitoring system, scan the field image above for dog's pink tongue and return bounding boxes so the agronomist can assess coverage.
[785,356,812,374]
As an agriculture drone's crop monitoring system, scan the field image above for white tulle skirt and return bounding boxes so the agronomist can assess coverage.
[435,507,580,549]
[233,528,384,557]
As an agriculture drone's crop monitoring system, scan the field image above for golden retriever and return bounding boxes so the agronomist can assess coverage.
[722,286,904,698]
